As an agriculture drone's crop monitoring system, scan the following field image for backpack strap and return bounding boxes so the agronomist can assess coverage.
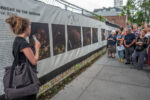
[9,44,20,88]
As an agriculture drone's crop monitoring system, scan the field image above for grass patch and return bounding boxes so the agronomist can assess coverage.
[37,50,106,100]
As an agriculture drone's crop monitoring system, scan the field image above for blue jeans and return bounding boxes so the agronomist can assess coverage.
[118,50,124,59]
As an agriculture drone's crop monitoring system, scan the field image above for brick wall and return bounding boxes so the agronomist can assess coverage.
[104,16,127,28]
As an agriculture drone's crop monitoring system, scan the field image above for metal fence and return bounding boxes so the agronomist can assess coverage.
[36,0,121,28]
[36,0,105,21]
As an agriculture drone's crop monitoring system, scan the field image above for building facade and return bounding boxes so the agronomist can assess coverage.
[93,7,127,28]
[114,0,123,8]
[94,7,122,16]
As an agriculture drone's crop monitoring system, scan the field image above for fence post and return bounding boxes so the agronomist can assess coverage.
[65,4,67,10]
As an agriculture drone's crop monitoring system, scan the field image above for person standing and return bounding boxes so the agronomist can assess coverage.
[5,15,41,100]
[123,27,127,36]
[124,28,136,64]
[132,29,148,69]
[145,25,150,66]
[132,24,141,39]
[116,28,124,63]
[107,30,117,58]
[140,20,147,30]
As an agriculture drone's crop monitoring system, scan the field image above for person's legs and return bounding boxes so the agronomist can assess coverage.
[144,49,148,63]
[148,47,150,66]
[120,50,124,59]
[132,50,138,68]
[138,50,145,70]
[123,50,126,59]
[108,45,113,57]
[112,45,116,58]
[129,47,134,63]
[125,48,130,63]
[118,51,121,59]
[108,46,111,57]
[120,50,124,62]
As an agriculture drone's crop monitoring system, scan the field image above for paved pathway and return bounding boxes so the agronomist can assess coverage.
[51,54,150,100]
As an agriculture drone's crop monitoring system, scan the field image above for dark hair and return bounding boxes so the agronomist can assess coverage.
[127,28,132,33]
[5,15,30,35]
[118,27,123,32]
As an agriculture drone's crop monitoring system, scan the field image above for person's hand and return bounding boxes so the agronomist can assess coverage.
[125,45,130,48]
[139,42,143,46]
[137,42,143,45]
[108,38,113,40]
[35,40,41,51]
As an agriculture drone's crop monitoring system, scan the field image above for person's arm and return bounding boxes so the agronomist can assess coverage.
[21,41,41,65]
[143,38,148,47]
[108,36,113,41]
[116,37,122,41]
[120,37,124,45]
[136,42,141,45]
[124,39,127,47]
[148,37,150,44]
[129,39,136,47]
[108,38,112,40]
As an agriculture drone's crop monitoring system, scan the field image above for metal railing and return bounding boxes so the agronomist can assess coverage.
[36,0,106,21]
[35,0,121,28]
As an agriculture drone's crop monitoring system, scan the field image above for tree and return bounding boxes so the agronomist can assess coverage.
[121,0,150,26]
[93,14,105,22]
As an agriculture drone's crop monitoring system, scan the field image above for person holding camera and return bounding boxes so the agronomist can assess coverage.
[5,15,41,100]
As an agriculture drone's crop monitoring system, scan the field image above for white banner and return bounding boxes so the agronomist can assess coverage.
[0,0,115,95]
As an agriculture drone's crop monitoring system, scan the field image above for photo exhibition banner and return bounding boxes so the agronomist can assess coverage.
[0,0,115,95]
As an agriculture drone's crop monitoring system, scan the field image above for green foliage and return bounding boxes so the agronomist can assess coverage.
[122,0,150,25]
[94,14,105,22]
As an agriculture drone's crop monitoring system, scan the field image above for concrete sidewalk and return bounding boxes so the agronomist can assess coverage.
[51,54,150,100]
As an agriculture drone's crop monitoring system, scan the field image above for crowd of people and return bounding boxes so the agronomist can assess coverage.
[107,21,150,70]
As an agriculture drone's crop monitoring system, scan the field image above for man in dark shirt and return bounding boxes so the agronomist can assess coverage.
[124,28,136,64]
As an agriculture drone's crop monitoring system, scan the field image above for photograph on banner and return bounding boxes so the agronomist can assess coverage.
[52,24,66,55]
[92,28,98,43]
[67,25,81,51]
[29,22,50,60]
[83,27,91,46]
[101,29,106,41]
